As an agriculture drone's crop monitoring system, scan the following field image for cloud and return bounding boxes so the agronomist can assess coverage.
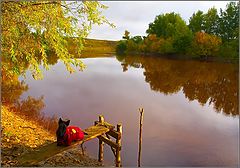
[88,1,229,41]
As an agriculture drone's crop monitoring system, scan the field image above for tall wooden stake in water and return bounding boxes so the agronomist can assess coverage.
[138,108,144,167]
[98,115,104,162]
[116,123,122,167]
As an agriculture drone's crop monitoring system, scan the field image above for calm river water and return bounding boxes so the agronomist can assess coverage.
[20,55,238,166]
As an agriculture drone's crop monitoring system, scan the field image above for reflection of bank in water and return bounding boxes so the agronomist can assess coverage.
[1,77,58,134]
[118,55,239,116]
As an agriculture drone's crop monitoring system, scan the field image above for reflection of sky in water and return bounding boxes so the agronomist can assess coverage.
[20,57,239,166]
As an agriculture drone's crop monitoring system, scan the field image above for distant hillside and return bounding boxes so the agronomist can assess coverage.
[68,38,117,57]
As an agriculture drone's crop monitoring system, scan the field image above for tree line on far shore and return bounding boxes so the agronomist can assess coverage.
[116,2,239,60]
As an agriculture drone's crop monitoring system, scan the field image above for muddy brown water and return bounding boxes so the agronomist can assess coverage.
[19,55,239,166]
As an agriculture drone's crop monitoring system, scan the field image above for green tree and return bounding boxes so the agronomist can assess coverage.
[217,2,239,41]
[189,8,219,35]
[131,36,143,44]
[126,39,139,52]
[127,36,144,52]
[188,10,204,33]
[218,40,239,59]
[1,1,113,79]
[203,7,219,35]
[146,12,190,39]
[116,40,127,55]
[173,33,193,54]
[146,12,192,54]
[123,30,130,40]
[158,38,174,54]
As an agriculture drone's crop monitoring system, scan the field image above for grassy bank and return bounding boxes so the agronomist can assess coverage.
[68,38,117,58]
[118,51,239,64]
[82,39,117,55]
[1,105,55,166]
[1,106,103,167]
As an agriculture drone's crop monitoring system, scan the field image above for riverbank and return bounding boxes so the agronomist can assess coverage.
[1,106,103,167]
[118,51,239,64]
[68,38,117,57]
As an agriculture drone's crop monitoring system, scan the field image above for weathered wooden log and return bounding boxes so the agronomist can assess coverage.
[94,120,115,130]
[106,129,121,139]
[98,135,121,150]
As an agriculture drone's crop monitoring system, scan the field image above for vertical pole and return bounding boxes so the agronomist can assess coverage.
[98,115,104,162]
[81,143,85,155]
[116,123,122,167]
[99,115,104,123]
[98,139,104,162]
[138,108,144,167]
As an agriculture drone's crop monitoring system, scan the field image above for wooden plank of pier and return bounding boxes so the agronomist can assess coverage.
[17,122,114,166]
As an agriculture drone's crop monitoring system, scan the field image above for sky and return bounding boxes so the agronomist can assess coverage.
[87,1,230,41]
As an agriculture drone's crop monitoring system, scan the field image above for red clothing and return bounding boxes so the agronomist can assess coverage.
[63,126,84,146]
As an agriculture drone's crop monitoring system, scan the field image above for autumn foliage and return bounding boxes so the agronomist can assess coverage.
[1,1,113,79]
[192,32,222,57]
[116,2,238,59]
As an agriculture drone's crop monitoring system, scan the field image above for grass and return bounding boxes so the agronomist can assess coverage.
[1,105,55,149]
[67,38,117,58]
[1,105,56,166]
[1,105,103,167]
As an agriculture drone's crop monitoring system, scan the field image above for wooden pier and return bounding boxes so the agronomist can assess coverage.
[17,115,122,167]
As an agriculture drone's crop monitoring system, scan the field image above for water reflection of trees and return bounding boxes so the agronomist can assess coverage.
[1,77,58,134]
[117,55,239,116]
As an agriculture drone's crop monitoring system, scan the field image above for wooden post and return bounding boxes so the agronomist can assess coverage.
[98,115,104,162]
[138,108,144,167]
[98,139,104,162]
[115,123,122,167]
[99,115,104,123]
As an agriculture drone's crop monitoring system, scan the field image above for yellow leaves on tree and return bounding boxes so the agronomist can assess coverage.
[1,1,113,79]
[140,34,174,54]
[192,31,222,57]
